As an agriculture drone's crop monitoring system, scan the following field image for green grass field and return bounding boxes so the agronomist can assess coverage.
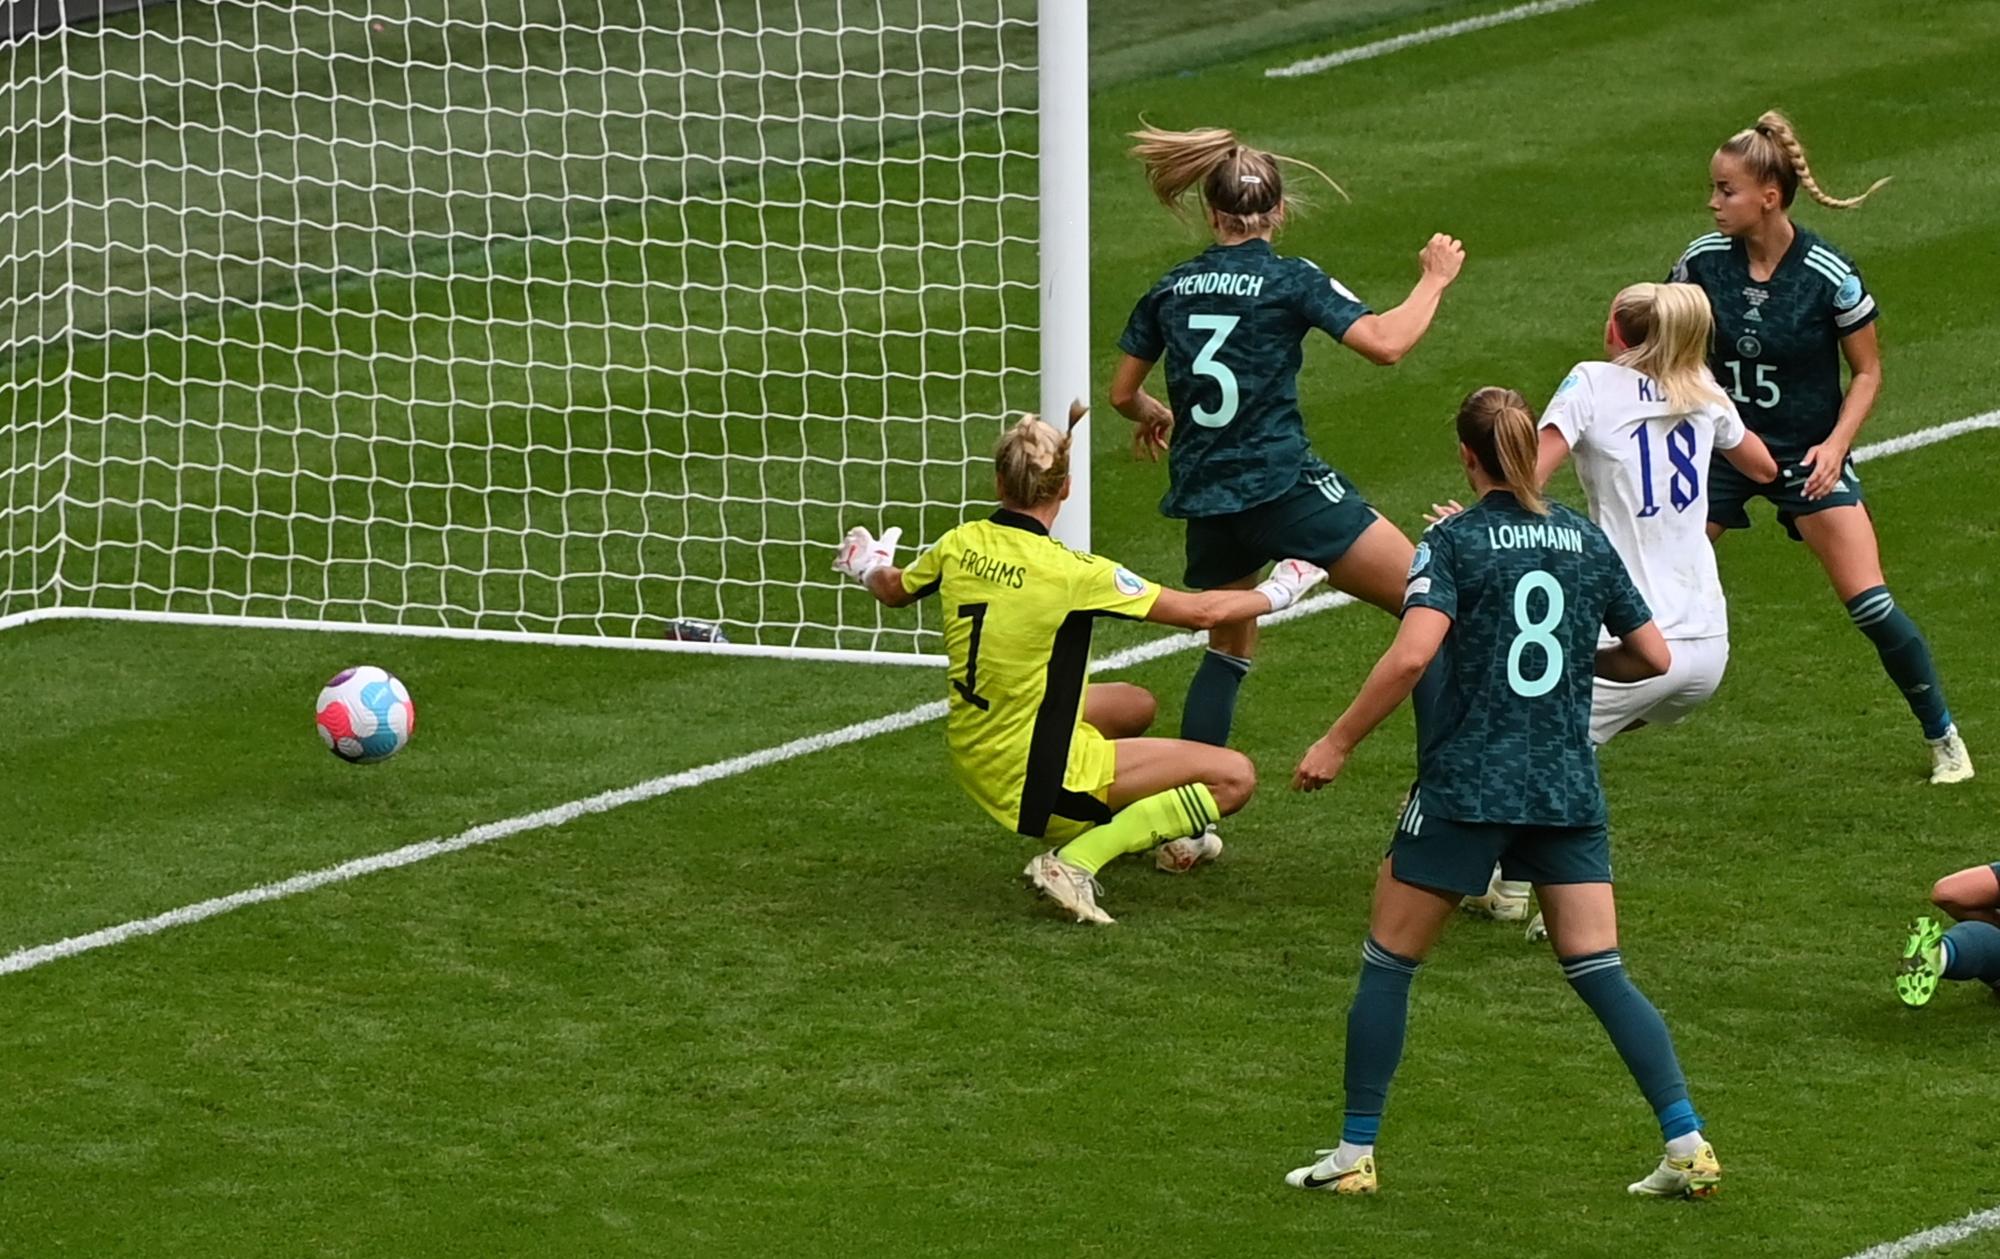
[7,0,2000,1255]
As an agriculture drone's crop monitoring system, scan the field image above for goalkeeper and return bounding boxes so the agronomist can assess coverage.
[835,409,1326,924]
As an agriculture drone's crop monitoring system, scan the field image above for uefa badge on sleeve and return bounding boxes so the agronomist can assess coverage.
[1113,567,1147,597]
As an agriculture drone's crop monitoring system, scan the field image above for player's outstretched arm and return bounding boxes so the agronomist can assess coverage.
[832,525,917,608]
[1108,353,1173,461]
[1146,559,1327,630]
[1339,233,1465,366]
[1595,619,1671,682]
[1720,429,1780,484]
[1293,607,1451,791]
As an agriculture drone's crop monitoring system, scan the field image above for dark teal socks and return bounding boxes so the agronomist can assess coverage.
[1339,942,1703,1148]
[1846,586,1953,740]
[1942,921,2000,985]
[1562,949,1701,1141]
[1180,648,1252,746]
[1341,937,1419,1145]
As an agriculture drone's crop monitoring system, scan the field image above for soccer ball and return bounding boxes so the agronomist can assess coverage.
[316,666,415,763]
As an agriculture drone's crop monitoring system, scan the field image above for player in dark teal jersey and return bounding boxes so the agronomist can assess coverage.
[1672,110,1970,784]
[1282,388,1719,1199]
[1108,124,1464,757]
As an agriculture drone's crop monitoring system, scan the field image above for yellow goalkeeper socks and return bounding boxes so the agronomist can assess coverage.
[1056,783,1218,875]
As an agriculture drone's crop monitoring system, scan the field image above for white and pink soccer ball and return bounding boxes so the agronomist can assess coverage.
[316,666,415,763]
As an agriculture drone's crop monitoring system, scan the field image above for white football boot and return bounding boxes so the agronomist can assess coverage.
[1627,1140,1721,1198]
[1460,870,1530,923]
[1285,1148,1378,1195]
[1024,851,1114,924]
[1929,725,1974,784]
[1155,825,1223,873]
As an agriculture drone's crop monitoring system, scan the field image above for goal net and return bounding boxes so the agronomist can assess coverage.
[1,0,1067,663]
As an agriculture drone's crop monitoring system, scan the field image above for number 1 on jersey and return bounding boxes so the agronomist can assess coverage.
[1187,314,1240,428]
[954,602,992,711]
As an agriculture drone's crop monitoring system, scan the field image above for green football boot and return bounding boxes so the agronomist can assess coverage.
[1896,916,1946,1008]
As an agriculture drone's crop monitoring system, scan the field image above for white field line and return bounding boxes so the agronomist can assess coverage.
[1265,0,1600,78]
[3,407,1994,980]
[0,605,954,666]
[1842,1204,2000,1259]
[1852,409,2000,462]
[0,592,1353,978]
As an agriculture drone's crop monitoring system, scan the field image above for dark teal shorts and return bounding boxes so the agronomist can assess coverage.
[1387,797,1612,897]
[1708,449,1866,542]
[1181,467,1379,589]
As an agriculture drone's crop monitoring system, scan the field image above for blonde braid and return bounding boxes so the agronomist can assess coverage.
[993,404,1084,508]
[1756,110,1890,210]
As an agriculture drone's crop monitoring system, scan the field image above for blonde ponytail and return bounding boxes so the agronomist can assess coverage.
[993,406,1079,508]
[1719,110,1889,210]
[1455,386,1546,515]
[1127,123,1346,237]
[1610,282,1728,414]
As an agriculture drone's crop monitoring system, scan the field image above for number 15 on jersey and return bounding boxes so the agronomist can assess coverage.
[1722,360,1779,409]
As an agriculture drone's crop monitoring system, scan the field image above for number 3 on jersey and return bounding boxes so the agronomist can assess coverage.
[1187,314,1240,428]
[1506,571,1565,698]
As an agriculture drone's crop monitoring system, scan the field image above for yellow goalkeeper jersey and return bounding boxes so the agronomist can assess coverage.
[900,509,1162,839]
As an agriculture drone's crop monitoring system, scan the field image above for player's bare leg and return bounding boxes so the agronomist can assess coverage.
[1326,515,1416,615]
[1105,738,1254,814]
[1932,864,2000,928]
[1028,738,1250,920]
[1365,859,1460,959]
[1082,682,1157,740]
[1108,737,1250,872]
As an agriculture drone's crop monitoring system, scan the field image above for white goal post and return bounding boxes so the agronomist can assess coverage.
[0,0,1088,666]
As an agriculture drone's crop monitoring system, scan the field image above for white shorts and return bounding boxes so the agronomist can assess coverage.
[1590,636,1730,746]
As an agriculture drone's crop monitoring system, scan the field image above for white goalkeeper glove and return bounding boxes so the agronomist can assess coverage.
[833,525,903,585]
[1253,558,1327,613]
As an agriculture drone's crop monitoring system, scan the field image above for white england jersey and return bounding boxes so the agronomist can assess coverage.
[1541,361,1745,642]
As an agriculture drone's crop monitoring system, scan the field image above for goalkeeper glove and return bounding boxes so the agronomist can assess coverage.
[1253,558,1327,613]
[833,525,903,585]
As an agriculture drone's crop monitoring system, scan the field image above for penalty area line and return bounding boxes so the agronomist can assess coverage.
[1841,1202,2000,1259]
[1264,0,1601,78]
[3,408,1996,980]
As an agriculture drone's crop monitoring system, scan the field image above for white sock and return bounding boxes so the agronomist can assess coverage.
[1334,1140,1373,1166]
[1665,1131,1705,1159]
